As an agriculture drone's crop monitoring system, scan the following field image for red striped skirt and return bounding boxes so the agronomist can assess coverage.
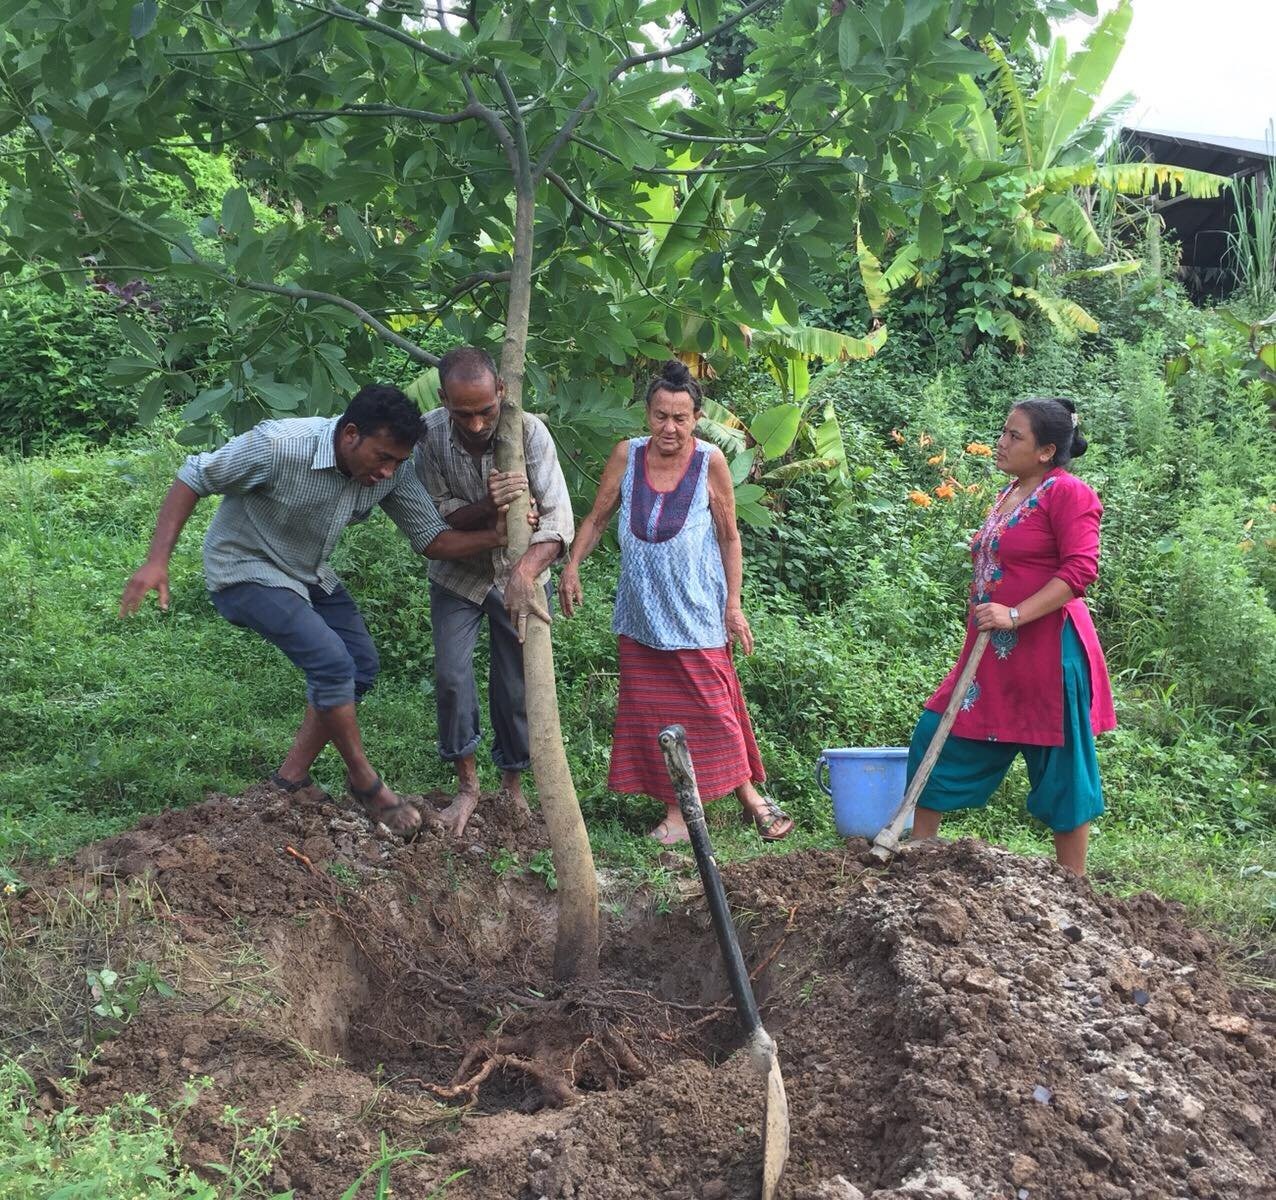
[608,635,766,806]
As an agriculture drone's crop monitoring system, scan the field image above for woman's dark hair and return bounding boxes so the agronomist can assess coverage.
[340,384,421,447]
[1013,396,1088,468]
[645,359,703,411]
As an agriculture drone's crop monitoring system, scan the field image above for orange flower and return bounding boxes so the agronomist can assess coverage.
[927,451,947,466]
[907,489,933,507]
[965,441,993,457]
[889,428,905,445]
[918,432,934,448]
[934,483,956,501]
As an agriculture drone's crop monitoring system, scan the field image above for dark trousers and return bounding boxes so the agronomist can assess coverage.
[429,581,532,772]
[211,581,378,711]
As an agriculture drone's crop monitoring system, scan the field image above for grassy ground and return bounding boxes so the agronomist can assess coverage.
[1,432,1272,970]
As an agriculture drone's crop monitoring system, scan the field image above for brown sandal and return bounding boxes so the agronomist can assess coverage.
[348,775,421,837]
[748,795,794,842]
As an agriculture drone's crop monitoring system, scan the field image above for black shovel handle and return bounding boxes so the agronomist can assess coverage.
[658,724,763,1038]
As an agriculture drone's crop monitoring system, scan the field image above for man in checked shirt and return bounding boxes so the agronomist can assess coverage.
[415,347,574,836]
[120,384,520,837]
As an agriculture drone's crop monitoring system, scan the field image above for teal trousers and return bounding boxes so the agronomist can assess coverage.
[906,619,1104,834]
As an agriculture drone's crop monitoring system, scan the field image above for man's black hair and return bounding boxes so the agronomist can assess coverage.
[339,384,421,447]
[438,346,499,391]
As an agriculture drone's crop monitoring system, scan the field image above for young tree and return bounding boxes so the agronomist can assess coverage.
[0,0,1088,979]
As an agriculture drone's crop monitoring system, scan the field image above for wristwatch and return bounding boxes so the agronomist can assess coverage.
[1008,607,1020,629]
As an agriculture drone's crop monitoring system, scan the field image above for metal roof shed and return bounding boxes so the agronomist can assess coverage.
[1119,125,1271,295]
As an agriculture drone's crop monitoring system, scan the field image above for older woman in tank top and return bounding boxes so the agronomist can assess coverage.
[561,361,794,845]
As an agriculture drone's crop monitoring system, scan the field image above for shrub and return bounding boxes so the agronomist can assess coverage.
[0,284,144,452]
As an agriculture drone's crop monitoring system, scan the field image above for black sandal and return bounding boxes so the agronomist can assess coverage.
[267,771,331,803]
[347,775,421,837]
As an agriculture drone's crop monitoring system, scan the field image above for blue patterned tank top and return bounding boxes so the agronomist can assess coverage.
[613,436,727,651]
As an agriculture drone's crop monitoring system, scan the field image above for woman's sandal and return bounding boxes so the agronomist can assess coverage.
[267,771,331,804]
[747,795,795,842]
[648,817,688,846]
[347,775,422,838]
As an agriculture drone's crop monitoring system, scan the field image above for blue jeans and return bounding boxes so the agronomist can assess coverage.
[211,582,378,711]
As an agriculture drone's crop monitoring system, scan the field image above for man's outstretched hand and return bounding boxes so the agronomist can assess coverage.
[120,561,170,616]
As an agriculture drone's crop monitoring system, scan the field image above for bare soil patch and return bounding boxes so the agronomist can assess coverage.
[4,787,1273,1199]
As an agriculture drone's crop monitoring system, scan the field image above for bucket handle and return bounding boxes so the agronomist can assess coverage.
[814,753,831,797]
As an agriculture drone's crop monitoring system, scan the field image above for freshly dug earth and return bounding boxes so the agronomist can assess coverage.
[4,786,1274,1200]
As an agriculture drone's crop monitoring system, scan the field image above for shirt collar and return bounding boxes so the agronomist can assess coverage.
[311,416,342,472]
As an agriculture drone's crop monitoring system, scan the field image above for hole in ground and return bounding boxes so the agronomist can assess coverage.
[267,879,751,1115]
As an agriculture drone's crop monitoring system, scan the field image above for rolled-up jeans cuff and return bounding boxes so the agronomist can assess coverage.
[438,734,482,763]
[491,751,530,772]
[309,679,357,711]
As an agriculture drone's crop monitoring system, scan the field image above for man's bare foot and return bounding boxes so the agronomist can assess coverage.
[501,769,532,817]
[649,810,689,845]
[435,788,481,837]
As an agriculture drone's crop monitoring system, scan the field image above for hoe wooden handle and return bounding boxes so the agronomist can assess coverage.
[870,630,991,861]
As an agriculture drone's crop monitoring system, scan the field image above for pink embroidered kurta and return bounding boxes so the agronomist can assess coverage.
[926,468,1117,746]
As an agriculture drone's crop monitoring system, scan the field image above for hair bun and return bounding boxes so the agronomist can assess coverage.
[660,359,693,386]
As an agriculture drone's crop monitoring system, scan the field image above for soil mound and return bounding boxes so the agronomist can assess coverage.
[5,789,1273,1199]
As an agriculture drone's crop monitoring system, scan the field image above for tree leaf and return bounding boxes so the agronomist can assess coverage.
[838,11,861,71]
[918,202,943,260]
[130,0,158,39]
[117,315,160,362]
[251,379,308,412]
[137,376,166,424]
[182,383,232,422]
[220,188,253,237]
[337,204,372,261]
[749,402,802,461]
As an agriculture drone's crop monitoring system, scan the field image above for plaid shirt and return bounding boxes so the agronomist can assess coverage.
[414,408,574,605]
[177,415,447,598]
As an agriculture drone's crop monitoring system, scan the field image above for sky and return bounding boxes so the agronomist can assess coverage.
[1055,0,1276,144]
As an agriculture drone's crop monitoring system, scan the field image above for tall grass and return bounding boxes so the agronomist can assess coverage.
[1228,146,1276,310]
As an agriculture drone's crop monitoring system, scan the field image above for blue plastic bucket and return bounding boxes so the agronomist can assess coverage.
[815,747,911,839]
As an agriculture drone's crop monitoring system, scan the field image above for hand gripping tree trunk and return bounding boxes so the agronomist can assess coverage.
[494,154,599,983]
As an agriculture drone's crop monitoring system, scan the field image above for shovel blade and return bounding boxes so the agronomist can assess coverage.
[761,1056,790,1200]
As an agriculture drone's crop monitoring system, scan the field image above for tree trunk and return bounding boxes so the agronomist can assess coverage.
[494,181,599,982]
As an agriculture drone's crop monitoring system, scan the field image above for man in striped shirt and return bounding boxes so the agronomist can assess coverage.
[415,347,574,836]
[120,384,515,836]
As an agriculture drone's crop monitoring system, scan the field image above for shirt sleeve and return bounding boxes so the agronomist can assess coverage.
[1049,476,1103,596]
[524,415,575,554]
[176,427,275,497]
[381,466,449,554]
[412,438,467,519]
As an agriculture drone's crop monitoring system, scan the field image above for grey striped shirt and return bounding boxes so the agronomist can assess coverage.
[414,408,574,605]
[177,415,447,598]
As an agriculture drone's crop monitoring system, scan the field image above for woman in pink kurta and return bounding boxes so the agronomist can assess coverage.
[906,397,1116,875]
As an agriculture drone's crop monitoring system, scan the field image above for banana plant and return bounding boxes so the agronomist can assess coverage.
[867,0,1229,347]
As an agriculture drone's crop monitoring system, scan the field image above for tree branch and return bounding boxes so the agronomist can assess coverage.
[532,0,780,181]
[544,169,643,234]
[620,0,778,73]
[291,0,460,66]
[251,102,484,126]
[167,15,334,57]
[239,280,439,364]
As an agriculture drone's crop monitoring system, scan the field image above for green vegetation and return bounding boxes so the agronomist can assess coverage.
[2,278,1272,956]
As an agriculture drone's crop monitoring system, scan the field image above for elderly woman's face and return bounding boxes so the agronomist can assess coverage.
[995,407,1052,478]
[646,388,698,457]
